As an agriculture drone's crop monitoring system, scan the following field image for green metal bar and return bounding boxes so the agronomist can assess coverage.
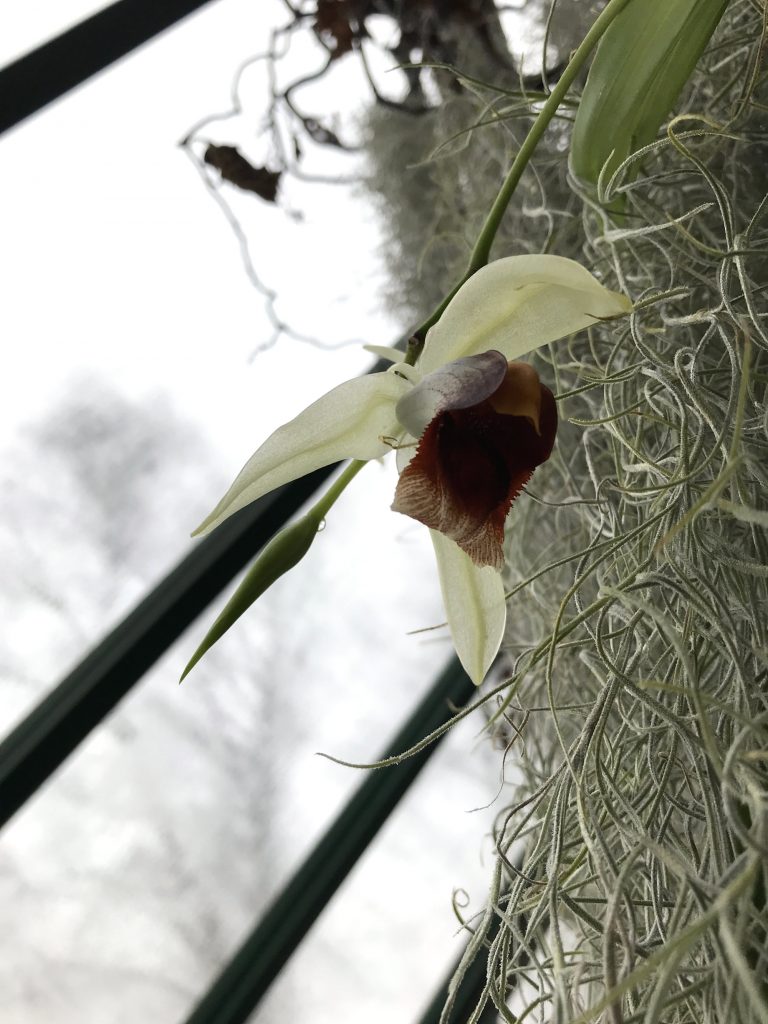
[417,946,500,1024]
[0,468,335,829]
[416,902,531,1024]
[0,0,220,135]
[182,657,475,1024]
[0,350,392,827]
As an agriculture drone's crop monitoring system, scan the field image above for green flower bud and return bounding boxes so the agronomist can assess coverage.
[180,512,322,680]
[570,0,729,196]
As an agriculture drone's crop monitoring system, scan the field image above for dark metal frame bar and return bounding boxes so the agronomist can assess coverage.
[0,0,219,135]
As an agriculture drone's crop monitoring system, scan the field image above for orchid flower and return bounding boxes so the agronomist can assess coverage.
[191,255,631,684]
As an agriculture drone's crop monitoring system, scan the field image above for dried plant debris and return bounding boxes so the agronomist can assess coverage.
[313,0,362,58]
[203,145,281,202]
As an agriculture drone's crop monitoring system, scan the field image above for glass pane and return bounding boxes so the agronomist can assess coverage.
[0,2,498,1022]
[1,468,478,1023]
[0,0,399,732]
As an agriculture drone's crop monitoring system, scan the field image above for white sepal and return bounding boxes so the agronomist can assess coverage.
[430,530,507,685]
[193,372,409,536]
[419,254,632,374]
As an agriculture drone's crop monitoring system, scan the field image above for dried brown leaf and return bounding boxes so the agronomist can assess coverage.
[203,145,281,202]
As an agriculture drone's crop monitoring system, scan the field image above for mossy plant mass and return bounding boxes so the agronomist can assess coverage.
[439,3,767,1020]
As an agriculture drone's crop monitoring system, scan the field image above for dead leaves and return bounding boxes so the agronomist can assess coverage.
[203,145,281,202]
[314,0,362,59]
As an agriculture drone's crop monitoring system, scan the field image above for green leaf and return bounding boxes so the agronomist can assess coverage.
[570,0,729,193]
[180,512,322,680]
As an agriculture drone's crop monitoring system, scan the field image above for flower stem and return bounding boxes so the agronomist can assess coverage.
[406,0,635,365]
[310,459,367,520]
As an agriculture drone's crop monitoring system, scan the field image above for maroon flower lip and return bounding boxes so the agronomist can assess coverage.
[391,356,557,570]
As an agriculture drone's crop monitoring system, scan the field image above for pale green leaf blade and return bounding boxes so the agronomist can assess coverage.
[570,0,729,188]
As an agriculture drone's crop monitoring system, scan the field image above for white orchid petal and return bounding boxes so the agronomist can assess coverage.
[194,372,409,536]
[430,530,506,685]
[364,344,406,364]
[396,350,508,437]
[419,254,632,374]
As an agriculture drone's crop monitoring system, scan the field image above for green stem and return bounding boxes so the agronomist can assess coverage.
[310,459,367,519]
[468,0,632,270]
[406,0,635,365]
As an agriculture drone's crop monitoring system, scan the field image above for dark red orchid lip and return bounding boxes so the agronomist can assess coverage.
[391,358,557,569]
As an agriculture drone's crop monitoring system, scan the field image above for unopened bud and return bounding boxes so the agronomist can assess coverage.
[570,0,728,198]
[180,512,322,680]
